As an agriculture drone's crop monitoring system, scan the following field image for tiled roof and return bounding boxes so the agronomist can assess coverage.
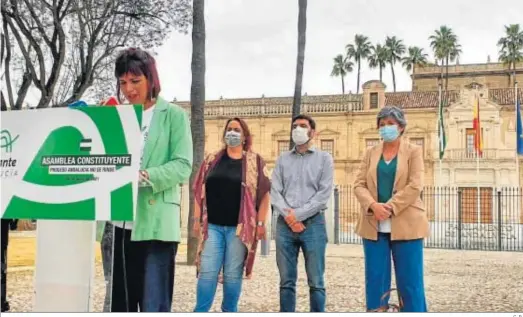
[385,90,460,108]
[176,93,362,107]
[176,88,519,110]
[488,88,523,105]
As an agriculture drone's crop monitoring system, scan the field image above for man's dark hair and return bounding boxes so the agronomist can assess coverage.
[291,114,316,130]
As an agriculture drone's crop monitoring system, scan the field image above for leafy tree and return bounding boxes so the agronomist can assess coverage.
[330,54,353,95]
[368,43,388,83]
[1,0,191,109]
[384,36,405,92]
[429,26,461,95]
[498,24,523,83]
[346,34,371,94]
[402,46,428,90]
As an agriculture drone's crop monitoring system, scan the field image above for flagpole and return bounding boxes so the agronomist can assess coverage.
[437,82,443,224]
[515,80,520,188]
[515,77,522,229]
[476,88,481,225]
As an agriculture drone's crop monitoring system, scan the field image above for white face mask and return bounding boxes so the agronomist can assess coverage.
[292,127,309,145]
[224,131,242,147]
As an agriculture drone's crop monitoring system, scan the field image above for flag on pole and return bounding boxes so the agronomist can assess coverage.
[517,97,523,155]
[438,97,446,159]
[473,95,483,157]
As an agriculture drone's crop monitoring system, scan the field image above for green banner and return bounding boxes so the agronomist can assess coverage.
[1,105,143,221]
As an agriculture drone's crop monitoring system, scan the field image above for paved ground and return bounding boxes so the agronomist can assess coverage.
[5,242,523,312]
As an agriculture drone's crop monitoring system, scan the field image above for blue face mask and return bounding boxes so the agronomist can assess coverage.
[379,125,400,142]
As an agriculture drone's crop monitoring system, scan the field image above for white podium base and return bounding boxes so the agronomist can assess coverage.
[34,220,96,312]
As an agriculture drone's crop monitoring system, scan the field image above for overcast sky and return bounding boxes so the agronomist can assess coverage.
[21,0,523,105]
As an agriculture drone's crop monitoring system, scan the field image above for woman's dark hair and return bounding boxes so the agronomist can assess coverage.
[223,117,252,151]
[114,47,161,102]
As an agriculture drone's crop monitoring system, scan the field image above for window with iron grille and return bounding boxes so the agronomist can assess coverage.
[366,138,380,148]
[370,92,379,109]
[277,140,289,156]
[459,187,493,224]
[320,139,334,156]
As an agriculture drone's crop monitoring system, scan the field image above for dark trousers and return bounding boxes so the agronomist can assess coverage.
[111,226,179,312]
[362,233,427,312]
[101,222,114,312]
[1,219,9,312]
[276,213,328,312]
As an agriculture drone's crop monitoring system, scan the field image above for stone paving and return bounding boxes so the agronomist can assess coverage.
[5,243,523,312]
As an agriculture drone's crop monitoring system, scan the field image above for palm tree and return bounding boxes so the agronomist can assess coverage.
[187,0,206,265]
[498,24,523,85]
[368,43,388,82]
[346,34,372,94]
[289,0,307,149]
[429,26,461,95]
[330,54,353,95]
[384,36,405,92]
[402,46,428,90]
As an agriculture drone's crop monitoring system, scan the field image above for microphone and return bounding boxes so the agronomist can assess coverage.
[101,96,119,106]
[67,100,87,108]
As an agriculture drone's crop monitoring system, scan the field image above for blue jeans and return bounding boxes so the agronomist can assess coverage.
[362,233,427,312]
[194,224,248,312]
[276,213,328,312]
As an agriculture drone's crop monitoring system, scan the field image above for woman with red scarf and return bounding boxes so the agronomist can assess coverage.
[192,117,271,312]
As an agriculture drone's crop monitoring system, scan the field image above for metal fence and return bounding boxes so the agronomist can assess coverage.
[334,185,523,252]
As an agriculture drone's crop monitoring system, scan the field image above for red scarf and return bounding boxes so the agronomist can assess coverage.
[193,149,271,278]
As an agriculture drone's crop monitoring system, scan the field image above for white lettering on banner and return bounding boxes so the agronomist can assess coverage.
[41,155,131,166]
[444,223,517,240]
[48,165,116,174]
[1,106,142,221]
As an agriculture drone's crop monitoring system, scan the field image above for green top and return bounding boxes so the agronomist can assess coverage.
[377,155,397,203]
[97,97,193,242]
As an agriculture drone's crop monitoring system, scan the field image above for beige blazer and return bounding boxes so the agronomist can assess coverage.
[353,139,429,241]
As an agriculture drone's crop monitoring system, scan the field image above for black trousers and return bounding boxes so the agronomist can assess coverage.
[1,219,12,312]
[110,226,179,312]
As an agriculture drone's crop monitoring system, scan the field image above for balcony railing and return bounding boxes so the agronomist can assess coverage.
[442,149,517,160]
[181,102,364,118]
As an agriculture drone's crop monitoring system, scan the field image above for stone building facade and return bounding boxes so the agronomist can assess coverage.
[177,62,523,244]
[412,62,523,91]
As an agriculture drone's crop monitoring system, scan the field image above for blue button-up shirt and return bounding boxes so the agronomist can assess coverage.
[270,146,334,222]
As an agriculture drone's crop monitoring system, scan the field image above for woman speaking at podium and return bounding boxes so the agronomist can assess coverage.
[108,47,193,312]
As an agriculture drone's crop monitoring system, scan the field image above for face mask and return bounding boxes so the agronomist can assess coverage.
[379,125,400,142]
[224,131,242,147]
[292,127,310,145]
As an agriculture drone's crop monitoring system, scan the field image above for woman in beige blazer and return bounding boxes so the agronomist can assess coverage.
[354,106,429,312]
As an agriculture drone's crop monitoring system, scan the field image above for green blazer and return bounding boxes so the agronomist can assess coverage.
[130,96,193,242]
[96,97,193,242]
[131,97,193,242]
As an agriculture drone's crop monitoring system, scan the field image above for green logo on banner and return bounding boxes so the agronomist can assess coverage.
[1,130,19,153]
[1,106,143,221]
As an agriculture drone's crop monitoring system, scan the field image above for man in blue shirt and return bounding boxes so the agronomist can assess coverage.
[271,114,334,312]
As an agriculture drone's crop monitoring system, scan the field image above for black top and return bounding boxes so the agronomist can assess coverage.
[205,153,243,227]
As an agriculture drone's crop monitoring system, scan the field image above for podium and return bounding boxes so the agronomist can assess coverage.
[34,221,97,312]
[1,105,143,312]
